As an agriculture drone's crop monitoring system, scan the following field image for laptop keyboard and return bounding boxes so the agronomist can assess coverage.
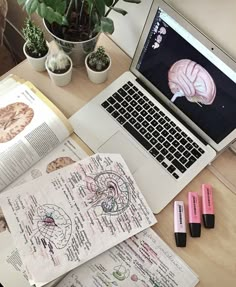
[101,81,205,179]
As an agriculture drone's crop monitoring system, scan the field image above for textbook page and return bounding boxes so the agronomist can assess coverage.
[0,134,88,287]
[56,228,199,287]
[1,153,157,286]
[0,83,72,192]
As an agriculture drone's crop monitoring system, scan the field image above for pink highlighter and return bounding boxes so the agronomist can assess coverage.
[202,184,215,228]
[174,201,187,247]
[188,192,201,237]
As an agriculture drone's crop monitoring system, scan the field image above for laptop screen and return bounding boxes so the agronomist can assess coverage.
[135,6,236,144]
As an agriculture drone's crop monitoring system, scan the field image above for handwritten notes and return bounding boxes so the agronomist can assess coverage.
[1,154,156,286]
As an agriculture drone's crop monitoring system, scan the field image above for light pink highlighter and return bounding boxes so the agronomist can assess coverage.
[202,184,215,228]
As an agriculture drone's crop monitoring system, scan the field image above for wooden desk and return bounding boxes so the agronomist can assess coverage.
[2,34,236,287]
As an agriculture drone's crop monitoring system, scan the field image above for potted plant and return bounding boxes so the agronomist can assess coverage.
[45,41,73,87]
[22,17,49,72]
[85,46,111,84]
[17,0,141,66]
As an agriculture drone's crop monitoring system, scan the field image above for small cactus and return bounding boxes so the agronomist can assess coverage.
[22,18,48,58]
[87,46,110,71]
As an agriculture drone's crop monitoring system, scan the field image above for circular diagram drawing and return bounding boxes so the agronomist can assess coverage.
[86,171,130,215]
[168,59,216,105]
[35,204,72,249]
[46,157,75,173]
[0,102,34,143]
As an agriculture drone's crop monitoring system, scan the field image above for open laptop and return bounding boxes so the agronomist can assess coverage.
[70,0,236,213]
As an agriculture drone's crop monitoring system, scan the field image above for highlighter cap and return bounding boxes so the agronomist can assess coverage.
[175,232,186,247]
[203,214,215,228]
[189,223,201,237]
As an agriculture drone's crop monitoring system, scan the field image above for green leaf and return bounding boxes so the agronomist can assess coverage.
[111,7,127,16]
[101,17,114,34]
[104,0,114,6]
[123,0,141,3]
[44,0,67,14]
[37,3,48,18]
[95,0,106,17]
[25,0,39,14]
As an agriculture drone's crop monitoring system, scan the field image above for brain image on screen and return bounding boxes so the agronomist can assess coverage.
[0,102,34,143]
[168,59,216,105]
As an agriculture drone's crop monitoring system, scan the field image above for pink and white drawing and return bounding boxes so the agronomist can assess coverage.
[168,59,216,105]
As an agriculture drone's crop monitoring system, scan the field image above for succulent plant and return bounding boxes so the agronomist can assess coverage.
[87,46,110,71]
[22,18,48,58]
[47,41,71,73]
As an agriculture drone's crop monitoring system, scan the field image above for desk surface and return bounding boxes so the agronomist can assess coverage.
[2,34,236,287]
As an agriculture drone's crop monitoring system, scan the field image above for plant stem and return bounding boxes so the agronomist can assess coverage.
[78,0,85,31]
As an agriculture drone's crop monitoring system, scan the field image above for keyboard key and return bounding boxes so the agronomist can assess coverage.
[129,117,136,125]
[146,115,152,122]
[162,162,168,168]
[183,150,191,158]
[172,159,186,173]
[167,135,174,142]
[174,133,181,140]
[170,121,176,127]
[113,92,123,102]
[134,122,141,130]
[117,115,126,124]
[154,106,160,112]
[119,107,126,114]
[147,125,154,133]
[124,112,131,119]
[127,81,133,86]
[111,111,119,118]
[164,123,171,130]
[151,119,158,126]
[142,120,149,127]
[121,101,128,107]
[143,103,150,110]
[148,108,155,115]
[138,98,145,105]
[167,165,176,173]
[169,128,176,135]
[156,125,164,132]
[178,145,185,152]
[156,154,164,162]
[108,97,115,104]
[101,101,109,108]
[131,110,138,117]
[153,131,160,138]
[159,118,166,124]
[141,110,148,117]
[123,84,129,90]
[114,102,121,109]
[172,140,180,147]
[136,105,142,112]
[161,130,168,137]
[127,105,134,112]
[123,122,152,150]
[133,86,138,91]
[126,95,132,102]
[163,141,170,148]
[167,153,174,161]
[158,135,165,143]
[138,91,144,96]
[165,116,170,121]
[173,173,179,179]
[140,127,146,134]
[191,148,201,158]
[185,156,196,168]
[180,138,187,145]
[107,106,114,113]
[128,89,135,95]
[169,146,176,153]
[180,156,187,164]
[118,88,127,97]
[137,115,144,122]
[150,138,157,145]
[130,100,138,107]
[153,113,160,120]
[145,133,152,140]
[161,148,168,156]
[155,142,163,150]
[185,143,193,150]
[159,111,165,116]
[174,151,181,159]
[199,147,205,154]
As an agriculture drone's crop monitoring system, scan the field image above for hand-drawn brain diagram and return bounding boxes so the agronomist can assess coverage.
[168,59,216,105]
[46,157,75,173]
[36,204,72,249]
[0,102,34,143]
[86,171,130,215]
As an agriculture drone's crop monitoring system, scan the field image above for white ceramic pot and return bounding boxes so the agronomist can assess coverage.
[45,55,73,87]
[85,53,111,84]
[43,19,100,67]
[23,42,48,72]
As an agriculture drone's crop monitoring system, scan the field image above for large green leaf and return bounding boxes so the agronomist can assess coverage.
[95,0,106,17]
[37,2,65,24]
[25,0,39,14]
[101,17,114,34]
[44,0,67,14]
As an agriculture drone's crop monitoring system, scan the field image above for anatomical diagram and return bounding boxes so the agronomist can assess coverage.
[46,157,76,173]
[168,59,216,105]
[36,204,72,249]
[0,102,34,143]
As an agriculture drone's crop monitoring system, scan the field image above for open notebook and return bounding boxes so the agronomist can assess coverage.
[70,0,236,213]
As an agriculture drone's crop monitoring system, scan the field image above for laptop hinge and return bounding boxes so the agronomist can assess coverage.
[136,78,208,145]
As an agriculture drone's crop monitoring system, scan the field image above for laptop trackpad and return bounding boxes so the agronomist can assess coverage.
[98,131,147,173]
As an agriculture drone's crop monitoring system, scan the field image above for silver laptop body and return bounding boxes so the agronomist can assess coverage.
[70,0,236,213]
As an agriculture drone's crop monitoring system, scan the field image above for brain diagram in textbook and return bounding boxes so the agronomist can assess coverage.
[0,102,34,143]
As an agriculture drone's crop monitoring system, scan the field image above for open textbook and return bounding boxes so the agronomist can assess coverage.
[0,74,73,191]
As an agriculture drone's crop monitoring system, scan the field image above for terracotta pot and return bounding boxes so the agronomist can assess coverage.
[45,55,73,87]
[85,53,111,84]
